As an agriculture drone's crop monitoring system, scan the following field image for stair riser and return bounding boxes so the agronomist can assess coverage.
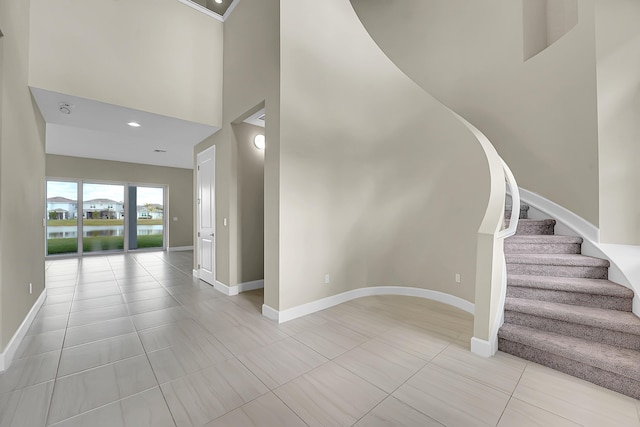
[504,208,529,220]
[498,339,640,400]
[504,312,640,350]
[504,243,581,254]
[507,264,608,279]
[506,287,632,312]
[515,223,555,235]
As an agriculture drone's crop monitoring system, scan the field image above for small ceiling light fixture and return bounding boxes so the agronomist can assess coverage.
[128,122,141,127]
[59,103,73,115]
[214,0,223,3]
[254,134,265,150]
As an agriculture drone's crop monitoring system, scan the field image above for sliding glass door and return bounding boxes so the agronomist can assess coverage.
[46,179,166,256]
[46,181,79,256]
[83,182,125,253]
[132,186,164,250]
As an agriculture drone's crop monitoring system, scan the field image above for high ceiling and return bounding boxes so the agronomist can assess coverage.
[31,1,244,170]
[31,87,218,170]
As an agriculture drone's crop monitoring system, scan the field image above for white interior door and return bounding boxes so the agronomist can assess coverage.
[197,146,215,285]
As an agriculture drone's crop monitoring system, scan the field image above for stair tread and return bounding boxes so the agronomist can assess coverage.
[505,297,640,335]
[506,235,583,244]
[506,253,610,267]
[499,323,640,380]
[505,219,555,225]
[508,274,633,298]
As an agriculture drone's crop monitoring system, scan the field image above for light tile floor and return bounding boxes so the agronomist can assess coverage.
[1,251,639,426]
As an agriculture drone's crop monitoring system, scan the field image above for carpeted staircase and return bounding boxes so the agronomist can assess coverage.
[498,204,640,399]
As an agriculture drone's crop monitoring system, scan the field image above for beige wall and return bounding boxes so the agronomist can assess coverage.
[233,123,265,283]
[0,0,47,350]
[277,0,493,311]
[197,0,497,313]
[523,0,549,60]
[351,0,600,227]
[194,0,279,307]
[46,155,193,248]
[547,0,578,46]
[28,0,223,126]
[595,0,640,244]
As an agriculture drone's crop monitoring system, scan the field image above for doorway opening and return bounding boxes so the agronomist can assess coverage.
[195,104,265,309]
[233,104,265,311]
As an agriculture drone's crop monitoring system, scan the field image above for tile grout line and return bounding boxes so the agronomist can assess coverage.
[36,252,635,426]
[43,262,79,426]
[137,259,307,425]
[40,254,170,425]
[110,253,180,427]
[506,362,592,426]
[354,336,456,426]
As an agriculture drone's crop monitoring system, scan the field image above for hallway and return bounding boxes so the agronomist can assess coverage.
[0,251,638,426]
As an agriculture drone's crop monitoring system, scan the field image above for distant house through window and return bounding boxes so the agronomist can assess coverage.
[46,179,165,256]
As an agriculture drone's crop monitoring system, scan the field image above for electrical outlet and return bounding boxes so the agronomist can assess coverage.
[455,273,461,283]
[29,283,33,294]
[324,274,330,284]
[224,218,228,227]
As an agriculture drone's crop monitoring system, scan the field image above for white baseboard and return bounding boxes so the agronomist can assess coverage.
[214,280,234,296]
[261,286,474,324]
[212,279,264,296]
[262,303,279,321]
[0,289,47,371]
[238,279,264,293]
[471,336,497,357]
[168,246,194,252]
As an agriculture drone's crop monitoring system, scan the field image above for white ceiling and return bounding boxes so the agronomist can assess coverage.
[31,87,218,169]
[178,0,240,21]
[242,108,265,128]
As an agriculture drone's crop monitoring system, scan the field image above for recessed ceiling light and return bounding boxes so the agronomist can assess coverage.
[128,122,141,127]
[254,134,265,150]
[214,0,222,3]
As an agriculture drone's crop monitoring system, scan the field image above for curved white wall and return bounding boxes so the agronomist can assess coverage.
[351,0,600,229]
[276,0,496,311]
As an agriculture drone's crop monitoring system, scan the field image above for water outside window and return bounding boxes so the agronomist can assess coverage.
[46,180,165,255]
[46,181,79,255]
[46,180,166,256]
[134,186,164,249]
[83,182,125,253]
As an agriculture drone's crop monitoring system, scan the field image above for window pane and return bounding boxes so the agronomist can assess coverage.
[47,181,78,255]
[135,187,164,249]
[83,183,125,252]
